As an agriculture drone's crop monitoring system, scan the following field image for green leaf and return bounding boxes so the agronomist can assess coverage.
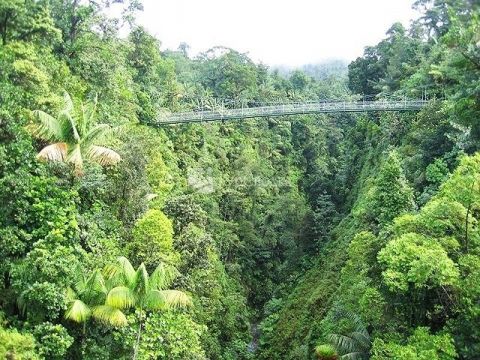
[31,110,63,141]
[106,286,135,309]
[92,305,128,327]
[104,256,136,287]
[158,290,192,310]
[150,262,178,290]
[65,299,91,323]
[133,263,149,298]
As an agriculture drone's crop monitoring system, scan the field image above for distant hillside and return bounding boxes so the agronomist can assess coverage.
[273,59,348,80]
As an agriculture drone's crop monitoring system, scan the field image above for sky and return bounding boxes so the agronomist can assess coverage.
[133,0,418,66]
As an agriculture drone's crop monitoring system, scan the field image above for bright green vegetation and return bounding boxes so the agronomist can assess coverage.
[0,0,479,359]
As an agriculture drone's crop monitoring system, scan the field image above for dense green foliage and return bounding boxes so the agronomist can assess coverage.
[257,2,480,359]
[0,0,479,359]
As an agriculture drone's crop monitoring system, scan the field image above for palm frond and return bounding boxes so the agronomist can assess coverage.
[65,299,91,323]
[80,94,98,136]
[87,145,121,166]
[37,143,67,162]
[57,92,79,143]
[83,124,111,146]
[85,270,107,292]
[66,144,83,170]
[62,91,74,113]
[106,286,135,309]
[349,331,371,351]
[105,257,136,286]
[150,262,179,290]
[157,290,192,310]
[92,305,128,327]
[74,279,86,296]
[73,264,87,291]
[65,287,77,302]
[104,265,120,283]
[133,264,150,298]
[79,103,88,137]
[345,312,366,333]
[328,310,371,359]
[82,270,108,304]
[328,333,358,355]
[341,352,365,360]
[118,256,136,285]
[31,110,63,141]
[144,290,168,311]
[59,110,80,143]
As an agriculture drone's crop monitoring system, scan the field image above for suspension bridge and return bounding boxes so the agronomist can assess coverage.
[149,99,429,125]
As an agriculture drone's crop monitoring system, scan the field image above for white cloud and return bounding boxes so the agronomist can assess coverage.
[135,0,418,66]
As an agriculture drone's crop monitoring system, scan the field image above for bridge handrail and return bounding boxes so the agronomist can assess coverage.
[154,100,429,124]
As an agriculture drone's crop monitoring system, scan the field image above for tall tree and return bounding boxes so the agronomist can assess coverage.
[65,269,129,330]
[104,257,192,360]
[370,150,415,226]
[0,0,59,46]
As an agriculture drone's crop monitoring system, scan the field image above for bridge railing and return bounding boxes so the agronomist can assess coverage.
[153,100,429,125]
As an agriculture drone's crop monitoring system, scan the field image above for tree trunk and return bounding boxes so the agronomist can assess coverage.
[465,204,470,253]
[1,13,10,45]
[464,181,476,254]
[132,311,144,360]
[81,321,87,355]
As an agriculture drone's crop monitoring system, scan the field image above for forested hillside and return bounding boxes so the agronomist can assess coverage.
[0,1,479,359]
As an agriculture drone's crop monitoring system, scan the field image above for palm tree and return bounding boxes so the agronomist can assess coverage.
[30,91,120,174]
[328,311,371,360]
[103,257,192,360]
[65,268,128,330]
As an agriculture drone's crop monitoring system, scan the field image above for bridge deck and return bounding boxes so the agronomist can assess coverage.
[150,100,429,125]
